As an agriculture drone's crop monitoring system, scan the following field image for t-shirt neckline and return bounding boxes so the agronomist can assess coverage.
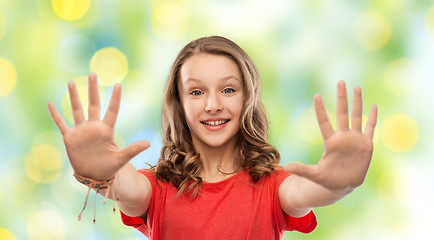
[201,170,246,186]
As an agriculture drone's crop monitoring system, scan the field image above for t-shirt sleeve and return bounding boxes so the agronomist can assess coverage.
[120,169,158,237]
[273,169,317,234]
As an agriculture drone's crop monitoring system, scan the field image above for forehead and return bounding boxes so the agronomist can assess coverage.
[179,53,242,85]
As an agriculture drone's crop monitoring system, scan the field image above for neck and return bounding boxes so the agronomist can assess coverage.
[192,135,241,182]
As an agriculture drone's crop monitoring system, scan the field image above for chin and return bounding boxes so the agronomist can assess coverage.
[192,134,233,148]
[202,139,229,148]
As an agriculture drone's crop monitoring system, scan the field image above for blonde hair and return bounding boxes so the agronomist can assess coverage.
[152,36,280,197]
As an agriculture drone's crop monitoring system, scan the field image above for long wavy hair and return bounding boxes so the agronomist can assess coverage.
[152,36,281,197]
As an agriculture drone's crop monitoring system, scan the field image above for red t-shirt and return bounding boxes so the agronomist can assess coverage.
[121,169,317,240]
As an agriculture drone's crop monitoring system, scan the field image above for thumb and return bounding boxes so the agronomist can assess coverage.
[282,162,317,180]
[119,140,151,163]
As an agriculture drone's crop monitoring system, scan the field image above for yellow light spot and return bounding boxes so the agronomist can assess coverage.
[27,210,65,240]
[25,144,63,183]
[425,6,434,37]
[354,12,391,50]
[381,114,418,152]
[377,169,406,205]
[51,0,90,21]
[32,144,63,170]
[0,228,16,240]
[384,59,420,96]
[0,58,17,97]
[151,2,189,41]
[297,107,335,145]
[0,11,6,40]
[90,48,129,86]
[60,75,106,123]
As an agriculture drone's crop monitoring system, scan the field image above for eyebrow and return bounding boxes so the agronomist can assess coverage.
[185,75,241,83]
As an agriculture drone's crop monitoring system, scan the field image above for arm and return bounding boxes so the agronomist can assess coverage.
[278,81,378,217]
[112,163,152,217]
[47,73,152,217]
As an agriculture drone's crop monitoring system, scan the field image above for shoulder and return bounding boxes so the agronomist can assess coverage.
[251,168,291,190]
[137,168,156,182]
[268,168,292,185]
[136,169,169,189]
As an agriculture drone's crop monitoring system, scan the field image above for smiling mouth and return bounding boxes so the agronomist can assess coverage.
[201,120,230,126]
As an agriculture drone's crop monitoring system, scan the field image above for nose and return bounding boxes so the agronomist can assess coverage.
[205,93,222,113]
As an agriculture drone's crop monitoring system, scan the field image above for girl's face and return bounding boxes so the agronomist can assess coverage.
[179,53,244,149]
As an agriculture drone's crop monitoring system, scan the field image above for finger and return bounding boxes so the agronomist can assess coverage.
[103,84,122,128]
[314,94,334,139]
[282,162,317,181]
[364,104,378,139]
[336,80,349,131]
[88,73,101,121]
[68,81,85,125]
[119,140,151,163]
[47,101,70,135]
[351,86,363,132]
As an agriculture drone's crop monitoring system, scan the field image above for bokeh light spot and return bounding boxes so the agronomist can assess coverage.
[381,114,418,152]
[151,2,189,41]
[425,6,434,37]
[60,75,106,123]
[0,58,17,97]
[354,12,391,50]
[0,228,16,240]
[27,209,65,240]
[0,11,6,40]
[32,144,63,170]
[51,0,90,21]
[90,48,129,86]
[384,59,420,96]
[25,144,63,183]
[377,169,406,205]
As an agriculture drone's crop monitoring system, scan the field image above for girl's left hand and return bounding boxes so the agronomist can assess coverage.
[283,81,378,192]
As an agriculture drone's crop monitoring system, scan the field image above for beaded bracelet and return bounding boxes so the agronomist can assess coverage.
[73,173,118,223]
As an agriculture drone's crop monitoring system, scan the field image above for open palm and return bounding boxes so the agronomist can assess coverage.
[47,73,150,180]
[284,81,378,192]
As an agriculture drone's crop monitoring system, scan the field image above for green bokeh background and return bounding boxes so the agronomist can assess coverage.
[1,0,433,239]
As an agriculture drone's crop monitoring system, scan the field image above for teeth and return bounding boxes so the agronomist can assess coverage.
[203,120,228,126]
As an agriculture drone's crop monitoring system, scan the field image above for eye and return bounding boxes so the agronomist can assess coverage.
[190,90,203,96]
[222,88,235,94]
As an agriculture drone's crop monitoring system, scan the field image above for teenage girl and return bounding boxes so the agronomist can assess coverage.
[47,36,377,240]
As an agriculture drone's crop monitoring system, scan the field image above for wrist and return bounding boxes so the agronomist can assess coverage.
[73,172,119,223]
[73,173,115,189]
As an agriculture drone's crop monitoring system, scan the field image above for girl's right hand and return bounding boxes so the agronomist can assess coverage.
[47,73,150,180]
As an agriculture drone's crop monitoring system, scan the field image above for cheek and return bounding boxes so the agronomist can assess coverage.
[228,96,244,118]
[236,95,244,113]
[182,100,200,124]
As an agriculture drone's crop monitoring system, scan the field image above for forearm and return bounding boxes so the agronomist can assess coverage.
[279,175,353,217]
[115,164,152,217]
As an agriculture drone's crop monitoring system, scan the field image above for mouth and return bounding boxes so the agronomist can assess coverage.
[200,119,230,126]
